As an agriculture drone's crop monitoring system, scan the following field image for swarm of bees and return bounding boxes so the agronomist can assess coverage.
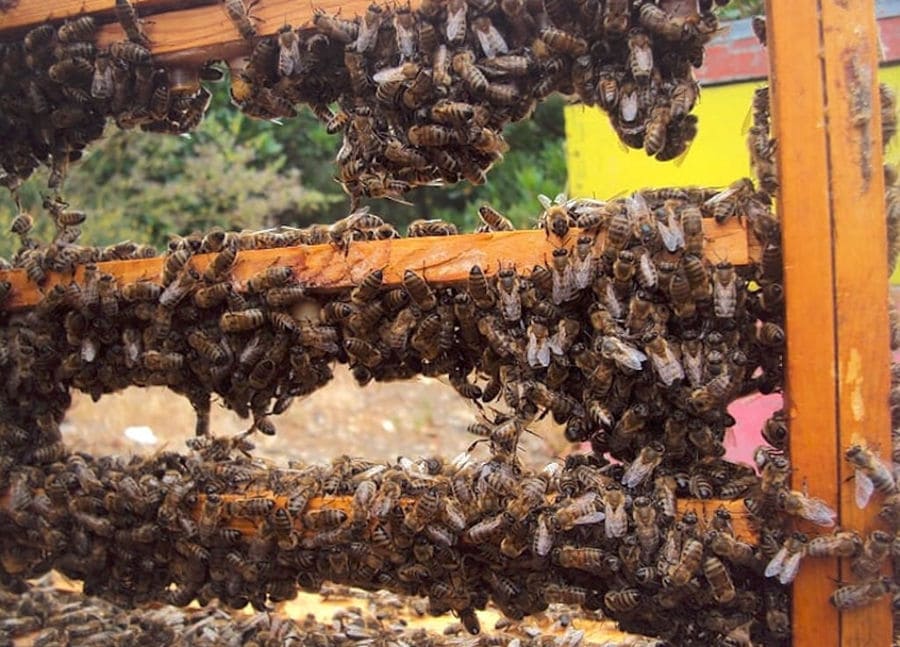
[0,177,795,644]
[0,5,213,192]
[0,0,727,203]
[0,428,793,646]
[230,0,726,206]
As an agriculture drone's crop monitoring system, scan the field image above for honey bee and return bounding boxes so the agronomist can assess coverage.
[445,0,467,44]
[552,492,604,532]
[632,496,660,557]
[115,0,150,46]
[830,577,895,610]
[765,533,807,584]
[223,0,258,41]
[703,556,736,603]
[58,16,97,43]
[845,441,897,508]
[538,193,573,240]
[627,29,654,81]
[354,3,382,54]
[453,50,488,95]
[600,335,647,372]
[850,530,892,579]
[643,332,684,386]
[274,25,301,77]
[109,40,151,64]
[706,530,756,567]
[220,308,266,333]
[404,487,440,533]
[668,537,704,587]
[407,219,458,237]
[402,269,437,311]
[621,441,665,488]
[644,106,671,158]
[603,486,628,538]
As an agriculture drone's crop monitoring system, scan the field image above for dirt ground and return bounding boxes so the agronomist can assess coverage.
[61,365,571,468]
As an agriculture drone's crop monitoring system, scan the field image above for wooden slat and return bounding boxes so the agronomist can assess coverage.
[765,2,841,646]
[819,1,892,645]
[0,221,755,311]
[0,0,200,32]
[0,487,755,542]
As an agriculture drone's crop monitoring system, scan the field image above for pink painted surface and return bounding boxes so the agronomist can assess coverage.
[724,392,782,465]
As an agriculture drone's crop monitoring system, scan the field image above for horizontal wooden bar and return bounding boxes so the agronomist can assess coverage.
[0,0,390,67]
[0,486,755,542]
[0,0,203,32]
[0,221,756,311]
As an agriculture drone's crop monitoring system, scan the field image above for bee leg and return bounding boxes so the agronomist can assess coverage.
[190,391,211,436]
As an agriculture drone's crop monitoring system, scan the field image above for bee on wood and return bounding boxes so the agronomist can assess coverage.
[807,530,863,559]
[765,533,808,584]
[115,0,151,46]
[850,530,892,579]
[58,16,97,43]
[830,577,895,610]
[223,0,259,41]
[276,25,300,77]
[109,40,151,64]
[846,441,897,508]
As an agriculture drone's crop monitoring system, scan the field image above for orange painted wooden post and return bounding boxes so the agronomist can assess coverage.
[767,0,891,645]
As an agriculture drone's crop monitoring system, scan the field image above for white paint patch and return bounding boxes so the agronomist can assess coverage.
[124,426,158,445]
[847,348,865,422]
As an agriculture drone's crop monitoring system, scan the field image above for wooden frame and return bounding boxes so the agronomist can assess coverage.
[767,0,891,645]
[0,0,895,643]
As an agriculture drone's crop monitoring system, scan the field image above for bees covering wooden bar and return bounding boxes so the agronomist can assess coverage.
[0,0,728,203]
[1,439,770,645]
[0,180,806,645]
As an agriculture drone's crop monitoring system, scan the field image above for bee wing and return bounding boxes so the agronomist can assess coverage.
[657,214,685,252]
[634,47,653,73]
[802,497,837,527]
[621,458,653,488]
[476,23,509,58]
[526,334,551,368]
[620,90,639,122]
[445,0,467,42]
[372,65,415,84]
[704,183,742,207]
[855,469,876,509]
[573,510,606,525]
[538,193,553,210]
[603,337,647,371]
[554,192,568,205]
[778,550,804,585]
[535,515,553,556]
[649,346,684,386]
[764,546,788,579]
[572,255,594,290]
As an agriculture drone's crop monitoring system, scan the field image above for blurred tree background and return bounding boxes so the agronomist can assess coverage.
[0,1,762,258]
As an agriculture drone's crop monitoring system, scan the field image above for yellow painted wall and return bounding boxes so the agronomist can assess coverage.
[564,63,900,273]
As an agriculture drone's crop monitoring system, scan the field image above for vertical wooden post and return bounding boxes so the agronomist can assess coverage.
[767,1,891,645]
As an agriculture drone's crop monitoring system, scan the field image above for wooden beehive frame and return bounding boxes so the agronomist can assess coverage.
[0,0,894,644]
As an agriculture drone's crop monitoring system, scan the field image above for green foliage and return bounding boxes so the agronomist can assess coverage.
[717,0,765,20]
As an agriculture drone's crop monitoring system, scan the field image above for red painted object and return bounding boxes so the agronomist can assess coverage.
[696,12,900,85]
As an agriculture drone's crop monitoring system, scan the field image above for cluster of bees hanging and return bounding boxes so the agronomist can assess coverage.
[1,433,791,646]
[0,0,728,199]
[230,0,726,205]
[0,2,213,191]
[0,178,803,645]
[0,183,783,477]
